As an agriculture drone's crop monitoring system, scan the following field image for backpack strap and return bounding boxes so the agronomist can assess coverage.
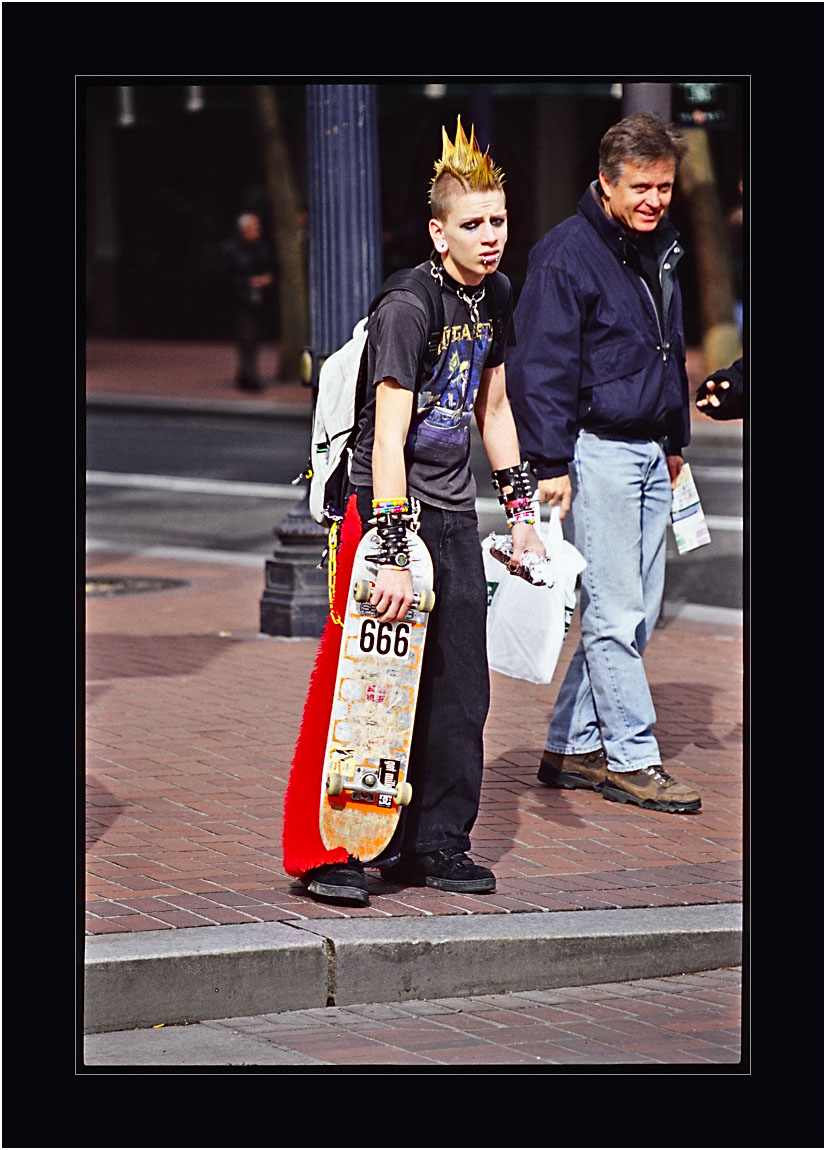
[368,265,445,380]
[483,269,511,349]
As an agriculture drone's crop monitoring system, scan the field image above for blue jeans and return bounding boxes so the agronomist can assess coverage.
[546,430,671,771]
[354,489,490,857]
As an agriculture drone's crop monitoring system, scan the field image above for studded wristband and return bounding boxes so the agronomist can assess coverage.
[491,462,535,506]
[366,515,411,569]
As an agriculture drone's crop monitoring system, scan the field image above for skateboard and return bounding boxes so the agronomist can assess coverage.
[319,526,435,862]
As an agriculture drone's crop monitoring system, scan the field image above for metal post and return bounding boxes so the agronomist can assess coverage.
[259,83,382,637]
[622,83,672,121]
[306,83,383,368]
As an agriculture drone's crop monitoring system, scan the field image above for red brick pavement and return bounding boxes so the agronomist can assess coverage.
[84,966,743,1066]
[85,338,311,410]
[84,549,743,935]
[216,966,742,1065]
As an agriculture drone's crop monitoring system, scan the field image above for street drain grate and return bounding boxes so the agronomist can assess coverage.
[85,575,190,598]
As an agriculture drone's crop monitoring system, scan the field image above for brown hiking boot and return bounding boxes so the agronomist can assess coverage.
[537,748,607,791]
[602,765,701,813]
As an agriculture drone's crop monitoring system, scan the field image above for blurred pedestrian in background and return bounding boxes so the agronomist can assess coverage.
[219,212,276,391]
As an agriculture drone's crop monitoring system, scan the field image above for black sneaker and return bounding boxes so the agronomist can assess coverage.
[380,848,496,893]
[303,862,369,906]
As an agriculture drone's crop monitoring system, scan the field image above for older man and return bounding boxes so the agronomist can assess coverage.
[507,113,702,814]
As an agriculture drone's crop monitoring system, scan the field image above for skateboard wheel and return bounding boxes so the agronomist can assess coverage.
[395,781,413,807]
[326,772,344,797]
[353,580,372,603]
[417,589,435,613]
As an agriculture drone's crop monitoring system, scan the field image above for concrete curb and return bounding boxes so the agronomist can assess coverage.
[84,903,742,1034]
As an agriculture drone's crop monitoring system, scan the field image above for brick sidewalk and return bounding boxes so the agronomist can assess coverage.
[85,550,743,935]
[84,338,311,409]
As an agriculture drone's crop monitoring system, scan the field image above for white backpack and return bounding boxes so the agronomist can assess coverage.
[305,263,510,526]
[308,317,369,525]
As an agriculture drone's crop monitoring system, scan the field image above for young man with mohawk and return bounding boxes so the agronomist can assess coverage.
[300,117,545,906]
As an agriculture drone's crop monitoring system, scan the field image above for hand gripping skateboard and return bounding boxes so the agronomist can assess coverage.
[319,526,435,863]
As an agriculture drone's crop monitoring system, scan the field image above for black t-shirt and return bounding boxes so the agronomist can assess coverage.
[349,265,514,511]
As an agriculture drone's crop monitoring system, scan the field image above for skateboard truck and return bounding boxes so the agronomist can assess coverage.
[327,763,413,806]
[353,579,435,614]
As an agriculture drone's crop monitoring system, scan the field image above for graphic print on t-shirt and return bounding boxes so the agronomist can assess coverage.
[411,320,492,450]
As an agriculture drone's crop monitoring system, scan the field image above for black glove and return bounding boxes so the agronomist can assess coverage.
[695,358,744,421]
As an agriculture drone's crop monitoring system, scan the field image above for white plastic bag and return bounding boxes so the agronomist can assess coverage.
[482,504,586,685]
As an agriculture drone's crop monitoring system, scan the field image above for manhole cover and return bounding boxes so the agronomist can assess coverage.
[85,575,189,598]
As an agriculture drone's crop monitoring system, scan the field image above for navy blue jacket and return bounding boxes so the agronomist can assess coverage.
[507,182,691,479]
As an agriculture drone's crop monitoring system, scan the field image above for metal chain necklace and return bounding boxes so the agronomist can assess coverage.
[430,257,484,325]
[456,285,485,326]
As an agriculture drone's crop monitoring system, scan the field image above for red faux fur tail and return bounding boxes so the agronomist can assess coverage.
[281,494,362,877]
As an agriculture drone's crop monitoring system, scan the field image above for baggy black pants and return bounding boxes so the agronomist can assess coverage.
[354,489,490,858]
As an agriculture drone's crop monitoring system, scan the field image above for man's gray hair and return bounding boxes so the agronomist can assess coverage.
[599,113,689,184]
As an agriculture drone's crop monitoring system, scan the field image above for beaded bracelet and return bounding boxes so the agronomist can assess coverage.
[372,497,410,517]
[506,496,536,520]
[506,505,536,527]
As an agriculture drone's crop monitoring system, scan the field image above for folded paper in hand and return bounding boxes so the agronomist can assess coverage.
[670,462,711,554]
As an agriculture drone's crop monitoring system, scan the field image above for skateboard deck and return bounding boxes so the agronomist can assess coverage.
[319,526,435,862]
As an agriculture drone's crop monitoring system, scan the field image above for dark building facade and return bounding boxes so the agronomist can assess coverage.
[83,80,745,348]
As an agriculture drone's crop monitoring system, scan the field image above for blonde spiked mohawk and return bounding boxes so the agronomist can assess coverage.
[429,115,505,218]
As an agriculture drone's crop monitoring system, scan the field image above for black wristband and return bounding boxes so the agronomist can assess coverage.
[491,462,534,506]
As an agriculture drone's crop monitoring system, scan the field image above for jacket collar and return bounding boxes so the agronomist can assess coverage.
[578,179,680,261]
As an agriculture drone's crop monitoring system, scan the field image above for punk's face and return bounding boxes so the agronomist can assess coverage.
[430,189,508,286]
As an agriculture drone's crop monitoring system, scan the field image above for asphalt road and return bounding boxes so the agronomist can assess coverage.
[84,408,743,611]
